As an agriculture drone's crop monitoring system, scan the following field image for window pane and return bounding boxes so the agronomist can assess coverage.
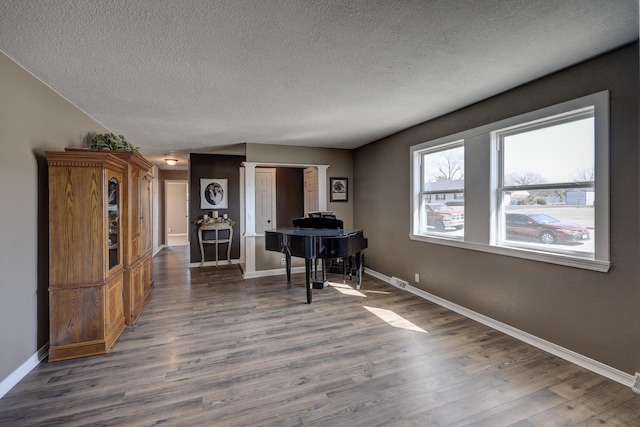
[422,145,464,191]
[419,144,464,238]
[500,190,594,255]
[420,194,465,237]
[503,117,594,186]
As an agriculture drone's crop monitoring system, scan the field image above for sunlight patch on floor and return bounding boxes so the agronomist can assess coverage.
[363,306,428,333]
[327,281,366,297]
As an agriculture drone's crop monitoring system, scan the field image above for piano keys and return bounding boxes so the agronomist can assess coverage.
[265,227,368,303]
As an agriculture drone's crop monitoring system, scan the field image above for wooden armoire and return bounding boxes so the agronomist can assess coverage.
[46,150,154,361]
[110,151,154,325]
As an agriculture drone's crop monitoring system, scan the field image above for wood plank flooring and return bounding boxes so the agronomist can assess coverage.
[1,246,639,426]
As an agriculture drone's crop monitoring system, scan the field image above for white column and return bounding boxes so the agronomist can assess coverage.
[317,165,330,211]
[242,162,257,276]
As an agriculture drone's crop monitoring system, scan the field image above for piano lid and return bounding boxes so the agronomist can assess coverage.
[267,228,363,237]
[292,216,343,230]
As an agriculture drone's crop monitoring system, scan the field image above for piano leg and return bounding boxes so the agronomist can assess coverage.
[348,255,354,281]
[285,252,292,283]
[342,258,346,284]
[355,252,363,290]
[305,258,313,304]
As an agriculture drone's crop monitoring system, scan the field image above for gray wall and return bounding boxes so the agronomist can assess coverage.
[0,52,111,382]
[276,167,304,228]
[189,153,245,263]
[354,43,640,375]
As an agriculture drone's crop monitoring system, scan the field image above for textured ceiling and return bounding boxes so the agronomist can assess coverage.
[0,0,637,169]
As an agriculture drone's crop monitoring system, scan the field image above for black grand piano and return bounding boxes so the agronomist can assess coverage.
[265,216,367,304]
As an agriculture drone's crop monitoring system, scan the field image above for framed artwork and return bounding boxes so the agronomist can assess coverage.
[200,178,228,209]
[330,177,348,202]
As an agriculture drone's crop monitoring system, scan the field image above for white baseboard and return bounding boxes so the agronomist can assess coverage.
[0,343,48,400]
[365,268,635,389]
[243,266,306,279]
[189,259,243,268]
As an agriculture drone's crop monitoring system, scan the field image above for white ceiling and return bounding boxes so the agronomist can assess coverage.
[0,1,637,169]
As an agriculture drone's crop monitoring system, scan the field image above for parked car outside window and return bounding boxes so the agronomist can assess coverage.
[505,212,589,244]
[425,203,464,231]
[445,200,464,207]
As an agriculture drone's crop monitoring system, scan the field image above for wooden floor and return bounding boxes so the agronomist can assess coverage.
[1,246,639,426]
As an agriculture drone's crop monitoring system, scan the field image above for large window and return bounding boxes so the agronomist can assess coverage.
[410,91,609,271]
[417,143,464,239]
[495,108,595,257]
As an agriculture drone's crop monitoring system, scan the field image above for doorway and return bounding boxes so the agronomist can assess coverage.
[255,168,276,234]
[303,167,318,214]
[165,180,189,246]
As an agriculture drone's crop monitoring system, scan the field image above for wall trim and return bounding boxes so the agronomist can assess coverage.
[188,259,243,268]
[153,244,166,256]
[243,266,306,279]
[365,268,635,389]
[0,343,48,400]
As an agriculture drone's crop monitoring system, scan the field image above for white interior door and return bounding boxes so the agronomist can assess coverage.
[304,167,318,214]
[165,180,189,246]
[255,168,276,234]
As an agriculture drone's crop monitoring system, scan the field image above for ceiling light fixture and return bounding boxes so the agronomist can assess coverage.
[165,158,178,166]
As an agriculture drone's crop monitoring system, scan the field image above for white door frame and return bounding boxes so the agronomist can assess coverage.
[255,168,277,234]
[164,179,189,247]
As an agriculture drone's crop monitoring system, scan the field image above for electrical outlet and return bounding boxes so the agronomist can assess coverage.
[415,273,420,283]
[280,258,286,266]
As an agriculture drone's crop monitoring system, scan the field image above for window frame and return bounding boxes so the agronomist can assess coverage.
[414,140,465,240]
[494,106,596,258]
[410,91,610,272]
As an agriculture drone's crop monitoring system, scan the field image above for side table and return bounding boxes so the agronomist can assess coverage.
[198,222,233,266]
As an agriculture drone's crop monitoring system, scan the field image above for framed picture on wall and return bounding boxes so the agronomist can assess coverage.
[330,177,348,202]
[200,178,228,209]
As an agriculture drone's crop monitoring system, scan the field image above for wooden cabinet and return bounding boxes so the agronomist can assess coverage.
[110,151,154,325]
[124,254,153,324]
[46,149,155,361]
[46,151,128,361]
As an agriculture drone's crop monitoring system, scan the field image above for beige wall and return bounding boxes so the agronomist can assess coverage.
[0,52,111,382]
[354,43,640,375]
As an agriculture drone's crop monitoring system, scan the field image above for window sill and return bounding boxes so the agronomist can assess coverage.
[409,233,610,272]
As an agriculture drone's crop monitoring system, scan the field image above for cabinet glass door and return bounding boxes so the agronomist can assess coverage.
[108,177,120,269]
